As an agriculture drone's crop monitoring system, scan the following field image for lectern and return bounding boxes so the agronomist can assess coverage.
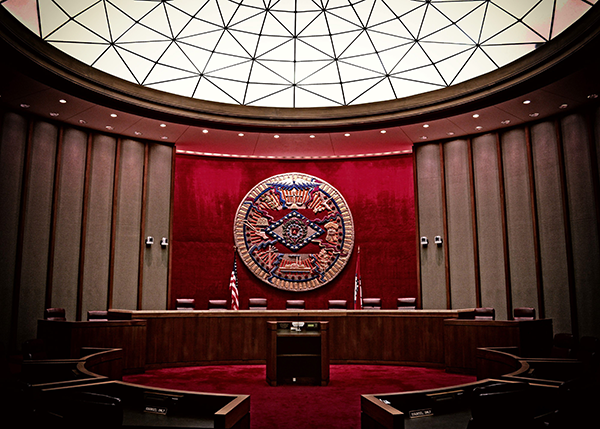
[266,321,329,386]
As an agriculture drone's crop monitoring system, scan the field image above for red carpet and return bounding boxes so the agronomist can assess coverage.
[124,365,475,429]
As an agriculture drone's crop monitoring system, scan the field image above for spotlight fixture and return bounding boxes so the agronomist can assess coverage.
[134,131,142,136]
[380,130,387,134]
[59,99,67,104]
[161,136,168,140]
[160,123,166,127]
[274,135,280,138]
[110,113,117,118]
[420,136,428,140]
[559,104,568,109]
[476,126,483,130]
[587,94,598,99]
[529,112,540,117]
[310,135,315,138]
[447,132,455,136]
[472,114,479,118]
[523,100,531,104]
[344,133,350,137]
[106,125,114,130]
[20,103,30,108]
[79,119,87,124]
[501,120,511,125]
[238,133,244,137]
[202,129,208,133]
[423,124,429,128]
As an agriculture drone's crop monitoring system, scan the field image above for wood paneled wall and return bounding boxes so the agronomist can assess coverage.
[415,106,600,339]
[0,111,174,355]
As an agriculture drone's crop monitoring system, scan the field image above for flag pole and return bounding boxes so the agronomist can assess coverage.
[229,245,239,310]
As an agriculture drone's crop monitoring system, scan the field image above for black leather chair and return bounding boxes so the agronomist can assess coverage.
[208,299,228,310]
[328,299,347,309]
[513,307,535,320]
[286,300,305,310]
[397,297,416,310]
[44,308,66,321]
[467,381,532,429]
[550,333,576,358]
[87,310,109,321]
[175,298,196,310]
[248,298,267,310]
[362,298,381,309]
[473,307,495,320]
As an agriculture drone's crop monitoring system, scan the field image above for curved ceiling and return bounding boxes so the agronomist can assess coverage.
[0,3,599,158]
[4,0,596,108]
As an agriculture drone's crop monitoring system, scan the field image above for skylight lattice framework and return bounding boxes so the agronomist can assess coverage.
[2,0,596,108]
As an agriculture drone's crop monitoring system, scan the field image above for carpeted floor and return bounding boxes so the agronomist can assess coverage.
[124,364,476,429]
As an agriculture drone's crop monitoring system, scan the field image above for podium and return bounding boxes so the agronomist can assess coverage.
[266,321,329,386]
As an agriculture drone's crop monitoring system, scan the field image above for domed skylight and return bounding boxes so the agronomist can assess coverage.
[3,0,596,108]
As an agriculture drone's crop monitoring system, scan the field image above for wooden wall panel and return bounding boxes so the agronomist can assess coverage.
[415,144,446,309]
[500,129,538,315]
[0,112,27,355]
[141,143,172,310]
[561,114,600,339]
[17,121,58,345]
[443,139,476,309]
[530,122,571,334]
[472,134,507,318]
[51,127,87,319]
[112,139,144,310]
[81,134,116,319]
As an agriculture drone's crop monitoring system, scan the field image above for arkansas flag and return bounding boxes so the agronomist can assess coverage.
[354,247,362,310]
[229,252,239,310]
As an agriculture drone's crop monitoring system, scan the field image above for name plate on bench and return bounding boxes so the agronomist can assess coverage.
[144,406,168,415]
[409,408,433,418]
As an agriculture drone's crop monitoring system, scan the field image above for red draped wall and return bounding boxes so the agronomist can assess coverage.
[171,154,417,310]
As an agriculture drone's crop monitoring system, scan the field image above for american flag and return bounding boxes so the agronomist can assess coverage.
[229,252,239,310]
[354,246,362,310]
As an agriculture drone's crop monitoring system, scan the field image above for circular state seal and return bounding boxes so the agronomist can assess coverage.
[234,173,354,291]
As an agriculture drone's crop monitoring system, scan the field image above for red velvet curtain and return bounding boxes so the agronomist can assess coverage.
[171,155,417,310]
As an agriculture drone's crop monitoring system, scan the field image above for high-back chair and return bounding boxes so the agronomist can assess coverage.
[208,299,228,310]
[44,308,66,321]
[248,298,268,310]
[362,298,382,309]
[328,300,347,309]
[473,307,495,320]
[286,300,305,310]
[397,297,417,310]
[176,298,196,310]
[513,307,536,320]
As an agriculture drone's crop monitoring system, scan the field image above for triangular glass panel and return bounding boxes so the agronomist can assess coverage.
[389,76,441,98]
[50,41,109,67]
[521,0,555,40]
[93,47,136,83]
[452,48,497,85]
[74,2,111,42]
[295,83,345,107]
[148,75,201,98]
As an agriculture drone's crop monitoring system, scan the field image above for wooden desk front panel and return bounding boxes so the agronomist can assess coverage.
[132,310,459,368]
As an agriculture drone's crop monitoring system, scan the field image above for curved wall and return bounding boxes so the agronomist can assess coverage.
[415,105,600,338]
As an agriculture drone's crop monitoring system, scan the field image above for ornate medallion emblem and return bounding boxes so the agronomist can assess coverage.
[234,173,354,291]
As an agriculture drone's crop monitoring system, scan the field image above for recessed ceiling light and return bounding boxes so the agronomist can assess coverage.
[344,133,350,137]
[59,99,67,104]
[501,120,511,125]
[20,103,30,108]
[380,130,386,134]
[79,119,87,124]
[423,124,429,128]
[110,113,118,118]
[134,131,142,136]
[238,133,244,137]
[559,104,568,109]
[161,136,168,140]
[475,126,483,130]
[447,132,455,136]
[587,94,598,99]
[309,135,315,138]
[160,123,166,127]
[49,112,59,117]
[529,112,540,117]
[523,100,531,104]
[106,125,114,130]
[274,135,280,138]
[472,114,479,118]
[202,129,208,133]
[420,136,428,140]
